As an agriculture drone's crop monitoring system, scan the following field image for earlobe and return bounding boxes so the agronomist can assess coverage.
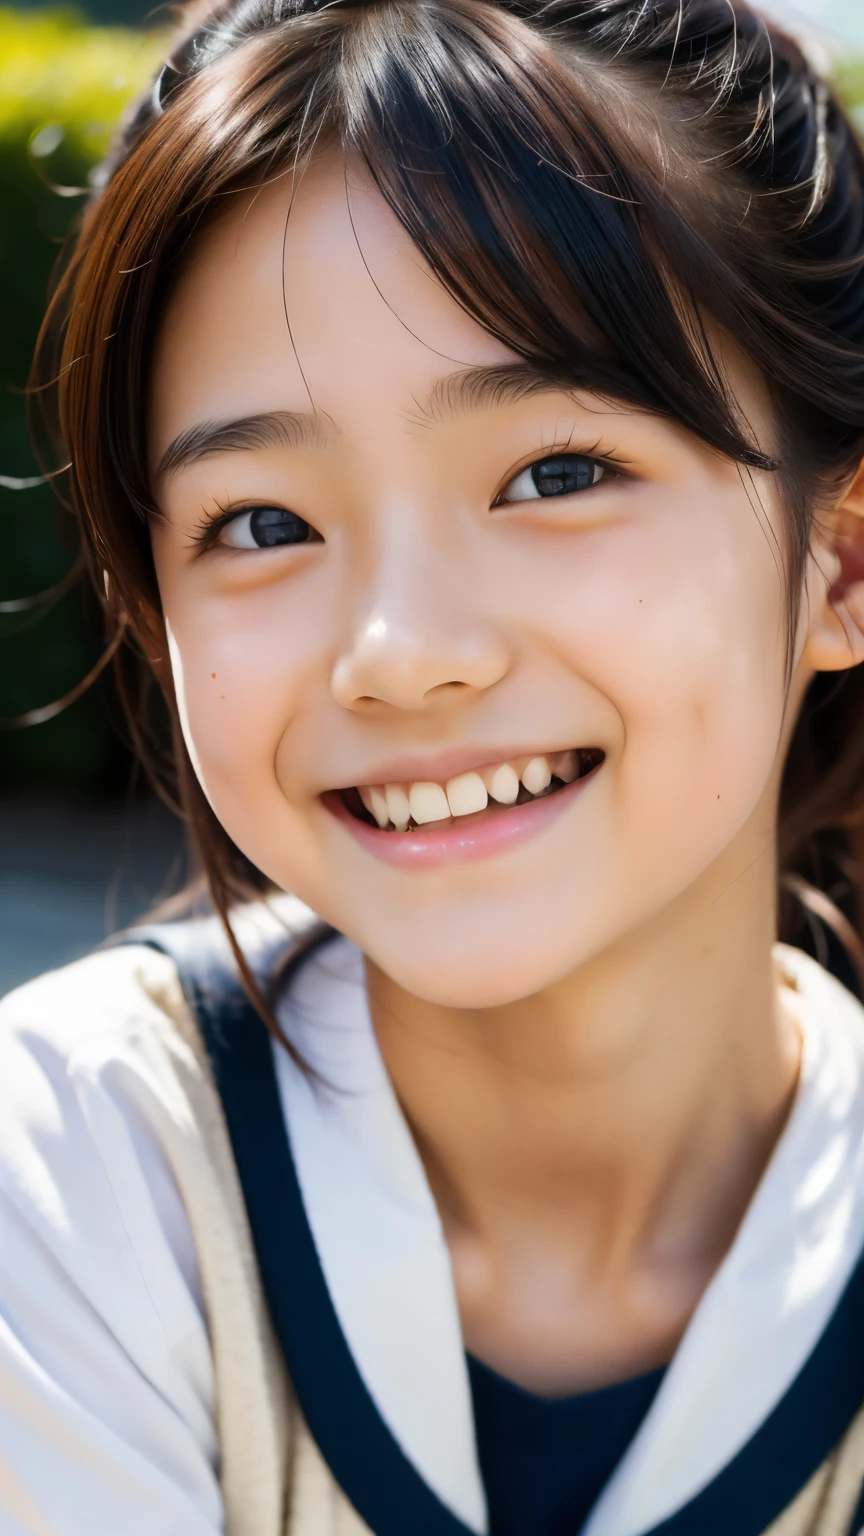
[802,462,864,673]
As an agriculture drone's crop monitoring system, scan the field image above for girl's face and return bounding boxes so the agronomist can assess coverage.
[149,151,812,1007]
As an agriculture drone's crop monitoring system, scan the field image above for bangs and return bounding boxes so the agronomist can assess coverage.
[335,0,773,470]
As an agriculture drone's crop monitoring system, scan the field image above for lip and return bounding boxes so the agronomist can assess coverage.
[326,742,581,794]
[322,768,597,870]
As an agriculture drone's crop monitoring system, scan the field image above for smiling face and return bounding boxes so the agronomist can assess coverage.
[148,149,808,1007]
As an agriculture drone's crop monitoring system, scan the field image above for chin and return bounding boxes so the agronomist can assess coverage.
[358,914,596,1010]
[378,956,558,1010]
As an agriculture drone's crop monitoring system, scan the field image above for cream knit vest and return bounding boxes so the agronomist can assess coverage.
[134,947,864,1536]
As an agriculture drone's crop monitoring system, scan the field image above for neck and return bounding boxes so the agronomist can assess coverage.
[365,842,801,1387]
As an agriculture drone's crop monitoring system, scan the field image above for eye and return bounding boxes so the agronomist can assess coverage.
[498,454,607,504]
[219,505,318,550]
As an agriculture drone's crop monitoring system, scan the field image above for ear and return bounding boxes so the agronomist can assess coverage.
[802,459,864,673]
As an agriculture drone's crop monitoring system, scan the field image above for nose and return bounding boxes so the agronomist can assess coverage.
[330,551,512,714]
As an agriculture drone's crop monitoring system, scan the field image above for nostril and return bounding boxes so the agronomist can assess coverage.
[426,680,471,697]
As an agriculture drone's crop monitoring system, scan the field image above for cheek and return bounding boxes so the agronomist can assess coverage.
[161,577,319,823]
[526,495,787,849]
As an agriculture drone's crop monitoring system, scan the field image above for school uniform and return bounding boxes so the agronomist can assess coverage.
[2,899,864,1535]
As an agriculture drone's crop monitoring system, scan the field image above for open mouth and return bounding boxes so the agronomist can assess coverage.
[337,747,605,834]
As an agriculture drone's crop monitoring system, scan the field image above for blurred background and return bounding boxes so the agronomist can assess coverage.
[1,0,864,997]
[1,3,180,994]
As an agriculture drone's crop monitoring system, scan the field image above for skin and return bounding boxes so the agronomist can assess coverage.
[149,149,864,1395]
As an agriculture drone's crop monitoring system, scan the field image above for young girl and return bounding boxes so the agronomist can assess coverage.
[5,0,864,1531]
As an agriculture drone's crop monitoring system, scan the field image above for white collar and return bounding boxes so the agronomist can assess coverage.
[272,939,864,1536]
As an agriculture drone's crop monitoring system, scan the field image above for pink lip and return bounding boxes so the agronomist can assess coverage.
[323,770,597,870]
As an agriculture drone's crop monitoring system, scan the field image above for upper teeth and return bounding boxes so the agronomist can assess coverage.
[358,750,578,830]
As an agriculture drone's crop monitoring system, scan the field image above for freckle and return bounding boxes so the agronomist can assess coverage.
[220,694,225,700]
[211,673,216,679]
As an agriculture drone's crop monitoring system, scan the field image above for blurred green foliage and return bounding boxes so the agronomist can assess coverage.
[0,8,162,790]
[835,58,864,121]
[2,11,864,792]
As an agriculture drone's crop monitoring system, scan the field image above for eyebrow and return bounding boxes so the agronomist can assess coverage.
[410,362,580,428]
[156,363,581,478]
[156,410,336,478]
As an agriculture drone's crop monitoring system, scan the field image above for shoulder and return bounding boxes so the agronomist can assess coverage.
[774,942,864,1061]
[0,937,192,1111]
[0,941,208,1336]
[0,941,230,1530]
[0,894,323,1262]
[0,937,189,1059]
[0,941,196,1192]
[0,889,322,1145]
[773,944,864,1172]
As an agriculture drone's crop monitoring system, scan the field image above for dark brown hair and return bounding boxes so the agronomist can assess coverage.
[32,0,864,1010]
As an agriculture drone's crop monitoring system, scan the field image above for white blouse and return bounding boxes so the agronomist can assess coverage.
[1,929,864,1536]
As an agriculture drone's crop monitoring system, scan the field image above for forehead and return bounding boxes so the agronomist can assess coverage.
[147,148,516,468]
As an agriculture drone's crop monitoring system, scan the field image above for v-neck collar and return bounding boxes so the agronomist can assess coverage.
[269,937,864,1536]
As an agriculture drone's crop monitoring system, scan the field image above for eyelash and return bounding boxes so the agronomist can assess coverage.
[493,448,621,506]
[188,502,321,554]
[191,448,622,553]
